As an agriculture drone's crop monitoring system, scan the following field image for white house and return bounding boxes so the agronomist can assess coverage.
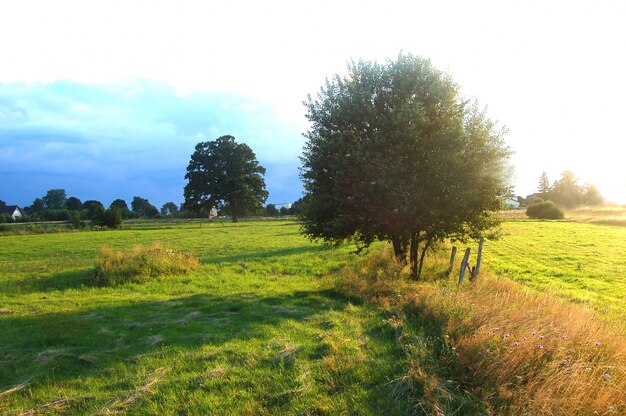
[0,205,25,219]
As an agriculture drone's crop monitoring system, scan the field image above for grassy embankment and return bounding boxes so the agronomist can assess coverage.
[1,219,625,414]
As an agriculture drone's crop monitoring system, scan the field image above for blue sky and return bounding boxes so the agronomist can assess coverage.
[1,0,625,207]
[0,80,304,207]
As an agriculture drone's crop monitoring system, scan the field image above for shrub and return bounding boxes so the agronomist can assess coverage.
[91,242,202,286]
[526,201,564,219]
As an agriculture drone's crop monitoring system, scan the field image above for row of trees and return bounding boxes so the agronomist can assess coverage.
[528,171,603,208]
[17,190,183,224]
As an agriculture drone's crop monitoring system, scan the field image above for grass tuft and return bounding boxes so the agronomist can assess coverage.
[338,247,626,415]
[91,242,201,286]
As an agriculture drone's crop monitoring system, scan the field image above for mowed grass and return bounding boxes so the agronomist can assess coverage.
[0,221,408,415]
[485,220,626,326]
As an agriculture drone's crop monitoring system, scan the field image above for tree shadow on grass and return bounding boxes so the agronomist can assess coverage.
[199,245,326,264]
[0,288,349,389]
[0,269,93,295]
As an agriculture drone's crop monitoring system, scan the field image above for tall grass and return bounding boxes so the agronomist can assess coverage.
[338,247,626,415]
[92,242,201,285]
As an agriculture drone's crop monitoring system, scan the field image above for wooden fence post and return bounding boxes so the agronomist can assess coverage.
[459,248,471,284]
[449,247,457,271]
[475,237,484,279]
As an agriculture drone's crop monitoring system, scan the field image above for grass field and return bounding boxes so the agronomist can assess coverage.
[0,221,411,415]
[1,218,625,414]
[485,220,626,325]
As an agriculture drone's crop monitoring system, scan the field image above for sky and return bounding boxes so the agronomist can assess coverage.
[1,0,625,208]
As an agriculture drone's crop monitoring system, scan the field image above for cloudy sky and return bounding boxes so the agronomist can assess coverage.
[1,0,625,208]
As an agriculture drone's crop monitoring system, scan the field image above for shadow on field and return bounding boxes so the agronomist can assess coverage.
[0,287,349,389]
[0,269,92,294]
[201,245,324,264]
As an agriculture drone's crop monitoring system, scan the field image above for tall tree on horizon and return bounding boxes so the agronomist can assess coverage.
[184,135,268,222]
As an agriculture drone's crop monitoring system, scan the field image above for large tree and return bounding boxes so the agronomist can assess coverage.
[300,53,511,278]
[184,135,268,222]
[43,189,67,210]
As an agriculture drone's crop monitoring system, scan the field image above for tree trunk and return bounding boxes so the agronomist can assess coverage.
[410,233,419,280]
[391,236,404,261]
[232,214,239,223]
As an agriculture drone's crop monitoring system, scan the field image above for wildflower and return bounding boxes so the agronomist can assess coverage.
[562,335,568,340]
[539,335,544,340]
[445,334,449,339]
[538,345,544,349]
[532,331,536,336]
[504,333,510,339]
[595,341,602,347]
[494,327,500,331]
[514,342,520,347]
[523,336,528,341]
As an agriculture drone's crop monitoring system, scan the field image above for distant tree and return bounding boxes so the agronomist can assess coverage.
[43,189,67,210]
[288,197,306,215]
[30,198,45,214]
[551,171,583,208]
[131,197,159,218]
[82,200,105,221]
[110,199,130,218]
[160,202,179,216]
[265,204,278,217]
[300,53,511,278]
[279,206,289,216]
[65,197,83,211]
[538,172,551,197]
[0,200,5,208]
[184,135,268,222]
[583,184,604,206]
[96,207,123,229]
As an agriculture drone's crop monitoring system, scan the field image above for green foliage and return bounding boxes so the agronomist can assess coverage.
[95,207,124,229]
[65,196,82,211]
[83,200,105,221]
[30,198,45,214]
[265,203,278,217]
[160,202,179,216]
[91,242,201,286]
[68,210,86,228]
[131,196,159,218]
[184,135,268,222]
[300,53,511,276]
[110,199,130,218]
[43,189,67,210]
[526,200,564,219]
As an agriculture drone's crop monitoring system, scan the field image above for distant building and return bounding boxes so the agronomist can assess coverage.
[504,198,521,209]
[0,205,25,219]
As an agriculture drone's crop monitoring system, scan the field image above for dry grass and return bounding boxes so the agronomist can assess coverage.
[338,247,626,415]
[91,242,201,285]
[97,367,170,415]
[566,204,626,226]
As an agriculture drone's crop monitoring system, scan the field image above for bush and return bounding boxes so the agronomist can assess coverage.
[91,242,202,286]
[526,201,564,219]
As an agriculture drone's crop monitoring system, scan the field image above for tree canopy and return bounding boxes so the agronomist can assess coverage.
[300,53,511,278]
[184,135,268,222]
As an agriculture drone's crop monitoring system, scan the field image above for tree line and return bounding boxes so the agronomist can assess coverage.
[521,170,603,208]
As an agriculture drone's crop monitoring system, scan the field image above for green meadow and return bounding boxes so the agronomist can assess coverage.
[486,220,626,324]
[1,219,625,414]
